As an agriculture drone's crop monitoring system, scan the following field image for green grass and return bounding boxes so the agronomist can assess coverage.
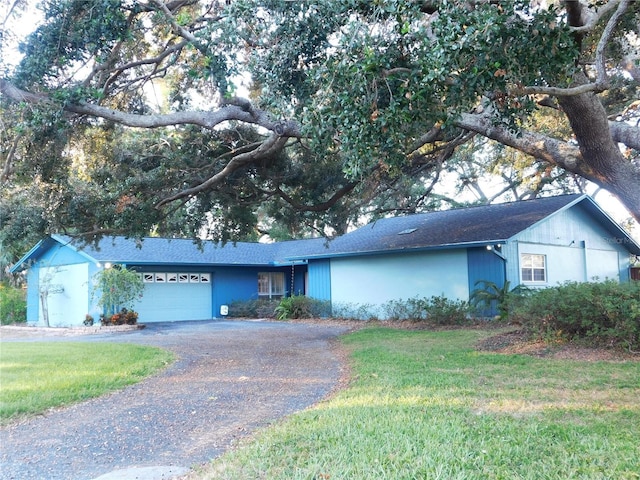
[196,327,640,480]
[0,342,173,423]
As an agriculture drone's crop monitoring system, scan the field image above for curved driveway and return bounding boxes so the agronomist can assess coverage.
[0,320,351,480]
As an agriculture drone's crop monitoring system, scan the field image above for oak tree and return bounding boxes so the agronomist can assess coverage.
[1,0,638,249]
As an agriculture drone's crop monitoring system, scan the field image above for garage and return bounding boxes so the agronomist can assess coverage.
[134,271,213,322]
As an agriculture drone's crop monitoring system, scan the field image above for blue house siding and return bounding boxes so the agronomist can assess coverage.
[211,266,302,317]
[290,265,307,296]
[467,247,506,316]
[213,267,262,317]
[467,247,506,289]
[307,259,331,301]
[25,243,98,325]
[506,204,632,287]
[329,250,469,317]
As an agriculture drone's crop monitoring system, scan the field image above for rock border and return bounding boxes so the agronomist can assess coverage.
[0,323,145,336]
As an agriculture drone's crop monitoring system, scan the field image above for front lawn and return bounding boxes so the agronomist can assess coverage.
[193,327,640,479]
[0,342,173,424]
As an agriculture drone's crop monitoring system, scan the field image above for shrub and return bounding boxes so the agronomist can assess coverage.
[228,298,280,318]
[383,297,428,321]
[510,280,640,350]
[275,295,331,320]
[0,284,27,325]
[381,296,470,325]
[92,266,144,316]
[331,302,379,321]
[424,296,471,325]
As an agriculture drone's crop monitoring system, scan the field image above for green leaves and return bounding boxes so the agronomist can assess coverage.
[92,265,144,315]
[15,0,129,88]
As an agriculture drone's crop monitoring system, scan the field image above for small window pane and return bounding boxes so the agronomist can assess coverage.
[521,254,546,283]
[271,273,285,295]
[258,273,270,295]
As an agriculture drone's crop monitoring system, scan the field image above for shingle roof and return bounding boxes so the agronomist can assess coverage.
[11,193,639,271]
[299,194,588,258]
[52,235,328,266]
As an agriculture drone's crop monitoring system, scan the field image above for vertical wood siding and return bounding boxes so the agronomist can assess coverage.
[506,204,630,285]
[467,247,506,316]
[308,259,331,301]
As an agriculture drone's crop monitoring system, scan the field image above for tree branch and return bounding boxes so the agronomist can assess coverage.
[0,80,302,137]
[99,40,188,95]
[1,132,23,183]
[155,133,288,208]
[610,120,640,150]
[594,0,629,86]
[567,0,622,33]
[148,0,206,53]
[455,112,588,177]
[271,181,359,213]
[519,0,630,97]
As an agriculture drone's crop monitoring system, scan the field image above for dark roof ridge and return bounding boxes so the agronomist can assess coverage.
[369,193,585,222]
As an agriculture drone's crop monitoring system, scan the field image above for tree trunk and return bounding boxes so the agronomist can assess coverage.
[39,290,50,327]
[558,79,640,223]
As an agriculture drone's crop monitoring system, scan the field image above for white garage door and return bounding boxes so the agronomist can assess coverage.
[134,272,212,322]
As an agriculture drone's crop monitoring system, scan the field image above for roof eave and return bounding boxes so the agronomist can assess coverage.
[49,234,101,263]
[287,240,508,261]
[574,197,640,255]
[9,238,49,273]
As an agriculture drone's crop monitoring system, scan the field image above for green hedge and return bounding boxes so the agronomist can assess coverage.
[382,295,471,325]
[510,280,640,350]
[0,284,27,325]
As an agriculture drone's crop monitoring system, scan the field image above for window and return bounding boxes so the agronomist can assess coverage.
[139,272,210,284]
[521,254,546,282]
[258,272,285,298]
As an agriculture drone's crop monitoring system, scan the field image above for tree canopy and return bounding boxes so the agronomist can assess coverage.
[1,0,639,259]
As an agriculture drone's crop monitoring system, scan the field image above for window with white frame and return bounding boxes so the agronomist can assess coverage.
[258,272,285,298]
[521,254,546,283]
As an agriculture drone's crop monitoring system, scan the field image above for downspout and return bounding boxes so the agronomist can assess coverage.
[581,241,588,281]
[290,263,295,297]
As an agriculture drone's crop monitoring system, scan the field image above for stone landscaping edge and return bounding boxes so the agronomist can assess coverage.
[0,323,145,336]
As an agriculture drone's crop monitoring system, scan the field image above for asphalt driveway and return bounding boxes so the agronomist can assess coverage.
[0,320,352,480]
